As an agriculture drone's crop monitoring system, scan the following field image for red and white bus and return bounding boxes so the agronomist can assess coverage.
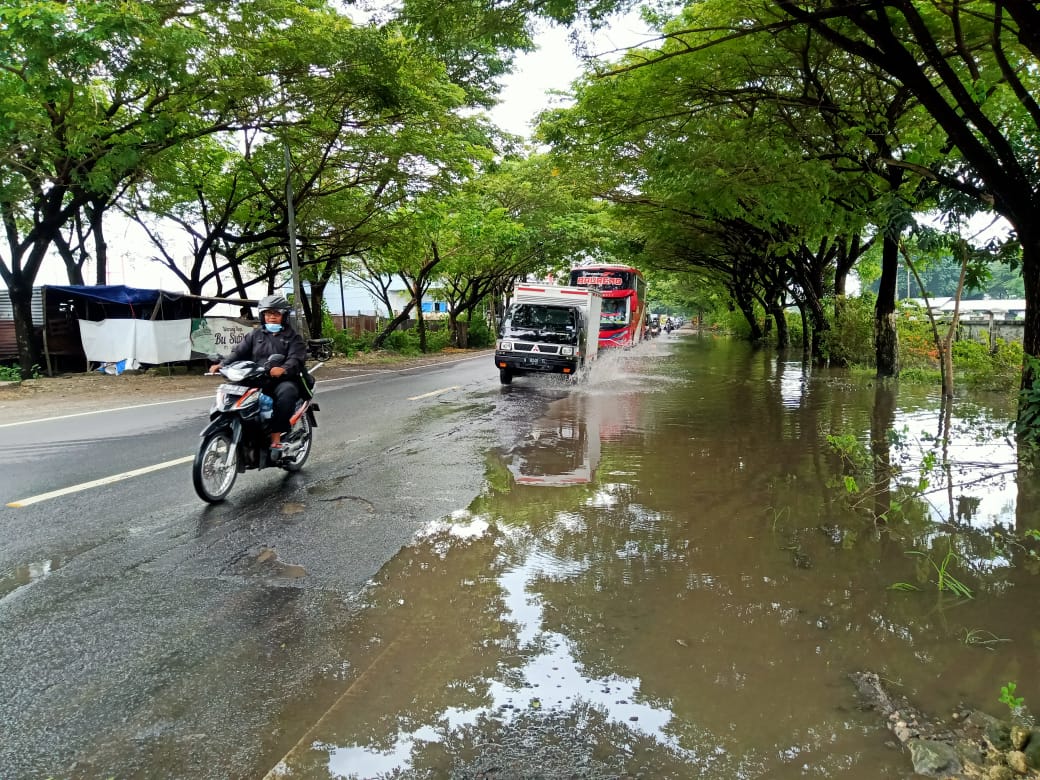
[568,264,648,349]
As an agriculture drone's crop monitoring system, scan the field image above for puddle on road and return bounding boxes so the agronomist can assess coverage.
[266,336,1038,778]
[227,547,308,580]
[0,557,66,602]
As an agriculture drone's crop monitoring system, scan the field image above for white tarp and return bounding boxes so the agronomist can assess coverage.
[78,319,192,366]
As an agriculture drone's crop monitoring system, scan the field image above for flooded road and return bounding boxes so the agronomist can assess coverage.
[267,333,1037,779]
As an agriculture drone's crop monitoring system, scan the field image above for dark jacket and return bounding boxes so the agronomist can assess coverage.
[223,324,307,376]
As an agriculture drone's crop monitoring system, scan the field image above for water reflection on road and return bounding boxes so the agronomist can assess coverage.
[268,334,1034,779]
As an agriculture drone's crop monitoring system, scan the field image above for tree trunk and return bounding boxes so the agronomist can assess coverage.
[800,305,810,357]
[807,303,830,365]
[88,202,108,285]
[372,302,416,350]
[7,277,42,378]
[734,292,763,341]
[768,303,788,348]
[53,231,86,286]
[416,304,428,352]
[1017,230,1040,444]
[307,278,330,338]
[874,230,900,377]
[448,310,461,347]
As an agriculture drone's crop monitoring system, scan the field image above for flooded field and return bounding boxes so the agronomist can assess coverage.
[268,333,1038,779]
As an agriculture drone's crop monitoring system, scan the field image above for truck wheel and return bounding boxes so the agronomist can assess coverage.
[499,368,513,385]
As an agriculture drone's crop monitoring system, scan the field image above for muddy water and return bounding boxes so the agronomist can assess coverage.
[268,334,1038,779]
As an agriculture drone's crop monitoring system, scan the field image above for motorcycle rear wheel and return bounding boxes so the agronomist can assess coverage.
[281,414,312,472]
[193,430,238,502]
[314,343,333,361]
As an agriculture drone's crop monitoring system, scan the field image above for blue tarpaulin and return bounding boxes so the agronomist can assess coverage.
[43,285,183,309]
[42,285,193,321]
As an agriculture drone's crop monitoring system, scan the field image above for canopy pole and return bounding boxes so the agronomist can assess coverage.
[42,286,54,377]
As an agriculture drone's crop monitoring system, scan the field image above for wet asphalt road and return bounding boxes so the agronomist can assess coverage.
[0,353,552,779]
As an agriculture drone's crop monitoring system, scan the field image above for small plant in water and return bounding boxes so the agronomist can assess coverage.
[765,505,790,531]
[888,581,920,592]
[960,628,1010,650]
[906,543,974,599]
[999,681,1025,713]
[826,433,872,472]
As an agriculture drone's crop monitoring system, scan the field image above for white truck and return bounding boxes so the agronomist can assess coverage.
[494,284,602,385]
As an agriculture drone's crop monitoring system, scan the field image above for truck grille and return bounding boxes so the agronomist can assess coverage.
[514,343,561,355]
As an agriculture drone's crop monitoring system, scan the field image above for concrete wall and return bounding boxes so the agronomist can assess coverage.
[957,317,1024,348]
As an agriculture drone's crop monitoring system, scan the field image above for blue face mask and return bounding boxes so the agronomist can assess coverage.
[264,323,283,333]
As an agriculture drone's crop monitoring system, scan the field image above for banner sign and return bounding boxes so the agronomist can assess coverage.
[190,318,254,359]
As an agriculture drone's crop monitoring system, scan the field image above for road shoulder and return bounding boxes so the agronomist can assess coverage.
[0,349,491,425]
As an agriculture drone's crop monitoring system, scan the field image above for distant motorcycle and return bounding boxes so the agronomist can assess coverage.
[192,354,320,503]
[307,338,334,361]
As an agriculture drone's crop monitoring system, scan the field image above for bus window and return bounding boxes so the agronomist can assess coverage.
[601,297,629,324]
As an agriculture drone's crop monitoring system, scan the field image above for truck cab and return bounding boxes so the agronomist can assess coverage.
[494,285,601,385]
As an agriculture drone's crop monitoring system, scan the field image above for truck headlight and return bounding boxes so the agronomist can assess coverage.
[499,340,513,351]
[560,346,574,356]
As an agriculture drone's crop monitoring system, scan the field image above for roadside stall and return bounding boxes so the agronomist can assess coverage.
[40,285,255,375]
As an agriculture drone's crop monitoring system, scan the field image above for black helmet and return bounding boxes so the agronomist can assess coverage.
[258,294,290,317]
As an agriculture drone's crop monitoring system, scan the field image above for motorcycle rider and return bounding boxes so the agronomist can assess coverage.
[210,294,308,451]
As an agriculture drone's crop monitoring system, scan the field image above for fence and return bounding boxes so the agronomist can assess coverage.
[956,315,1024,350]
[333,314,381,336]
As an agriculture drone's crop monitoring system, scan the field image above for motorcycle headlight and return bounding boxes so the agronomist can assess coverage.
[223,365,251,382]
[217,385,260,409]
[560,346,574,356]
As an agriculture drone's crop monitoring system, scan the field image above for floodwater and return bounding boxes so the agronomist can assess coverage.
[267,333,1038,779]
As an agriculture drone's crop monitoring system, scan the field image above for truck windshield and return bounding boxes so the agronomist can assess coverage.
[506,305,576,337]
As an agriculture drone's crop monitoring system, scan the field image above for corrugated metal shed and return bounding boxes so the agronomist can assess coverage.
[0,288,45,359]
[0,287,45,321]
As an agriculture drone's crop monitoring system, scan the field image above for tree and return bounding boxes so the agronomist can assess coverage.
[542,0,958,373]
[113,2,496,338]
[771,0,1040,438]
[0,0,344,376]
[433,155,615,347]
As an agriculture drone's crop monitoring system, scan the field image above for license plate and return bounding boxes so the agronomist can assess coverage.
[219,383,252,394]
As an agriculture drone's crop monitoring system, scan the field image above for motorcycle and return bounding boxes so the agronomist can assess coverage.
[307,338,334,361]
[192,354,321,503]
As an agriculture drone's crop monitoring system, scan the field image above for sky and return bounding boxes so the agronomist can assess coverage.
[489,15,655,138]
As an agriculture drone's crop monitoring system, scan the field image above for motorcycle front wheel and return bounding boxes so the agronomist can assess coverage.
[281,414,312,472]
[193,429,239,502]
[314,343,333,361]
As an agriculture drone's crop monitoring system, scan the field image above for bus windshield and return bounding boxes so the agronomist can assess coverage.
[601,297,629,325]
